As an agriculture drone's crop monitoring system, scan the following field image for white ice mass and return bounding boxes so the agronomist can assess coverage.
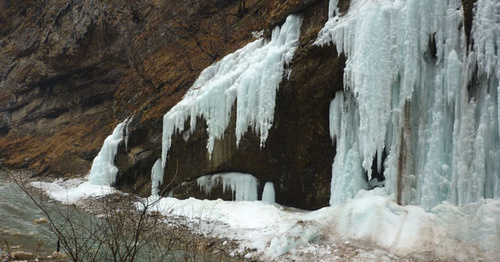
[161,15,302,167]
[31,119,129,203]
[89,120,127,186]
[262,182,276,204]
[318,0,500,210]
[151,158,164,196]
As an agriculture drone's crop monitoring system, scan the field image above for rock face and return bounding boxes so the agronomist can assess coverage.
[0,0,270,176]
[0,0,134,175]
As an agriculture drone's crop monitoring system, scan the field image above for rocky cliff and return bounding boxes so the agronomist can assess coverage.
[0,0,272,171]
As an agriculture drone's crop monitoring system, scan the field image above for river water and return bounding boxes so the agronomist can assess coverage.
[0,171,57,254]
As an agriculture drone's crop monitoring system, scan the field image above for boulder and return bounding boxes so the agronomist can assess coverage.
[10,251,34,260]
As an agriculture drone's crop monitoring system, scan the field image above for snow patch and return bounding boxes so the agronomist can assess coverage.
[30,178,115,205]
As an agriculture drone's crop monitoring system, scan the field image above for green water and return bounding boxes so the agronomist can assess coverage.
[0,171,58,254]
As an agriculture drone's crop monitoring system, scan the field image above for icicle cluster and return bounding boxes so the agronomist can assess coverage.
[196,173,259,201]
[319,0,500,210]
[161,15,303,168]
[88,120,127,186]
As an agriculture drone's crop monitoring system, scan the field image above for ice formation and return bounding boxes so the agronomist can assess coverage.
[262,182,276,204]
[88,120,127,186]
[151,159,164,196]
[196,172,259,201]
[161,15,302,167]
[329,91,367,205]
[318,0,500,210]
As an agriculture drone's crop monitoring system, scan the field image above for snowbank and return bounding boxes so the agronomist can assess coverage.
[142,189,499,261]
[30,178,115,205]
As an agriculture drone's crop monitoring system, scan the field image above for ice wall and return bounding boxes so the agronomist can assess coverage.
[319,0,500,210]
[88,120,127,186]
[196,173,259,201]
[161,15,302,168]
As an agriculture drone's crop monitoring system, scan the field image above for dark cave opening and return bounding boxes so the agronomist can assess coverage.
[366,149,388,189]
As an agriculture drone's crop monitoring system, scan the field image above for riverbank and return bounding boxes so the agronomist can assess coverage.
[17,170,410,262]
[7,168,498,261]
[2,169,248,262]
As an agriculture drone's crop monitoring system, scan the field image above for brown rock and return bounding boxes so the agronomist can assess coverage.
[10,250,34,260]
[33,217,48,225]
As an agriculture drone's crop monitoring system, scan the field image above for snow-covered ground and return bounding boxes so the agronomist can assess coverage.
[147,189,500,261]
[32,177,500,261]
[30,178,116,205]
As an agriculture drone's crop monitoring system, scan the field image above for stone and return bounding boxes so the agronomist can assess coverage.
[10,251,34,260]
[33,217,47,225]
[49,251,68,259]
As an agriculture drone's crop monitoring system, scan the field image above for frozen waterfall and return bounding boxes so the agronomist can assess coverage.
[318,0,500,210]
[161,15,303,168]
[88,120,127,186]
[151,158,164,196]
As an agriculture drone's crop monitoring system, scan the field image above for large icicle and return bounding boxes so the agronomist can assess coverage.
[89,120,127,186]
[329,91,367,205]
[161,15,302,168]
[151,159,164,196]
[196,172,259,201]
[320,0,500,210]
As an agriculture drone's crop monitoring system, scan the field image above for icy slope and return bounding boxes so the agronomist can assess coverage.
[143,189,500,261]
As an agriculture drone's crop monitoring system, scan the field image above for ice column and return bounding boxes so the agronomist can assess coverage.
[151,159,164,196]
[329,91,367,205]
[161,15,303,168]
[89,120,127,186]
[262,182,276,204]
